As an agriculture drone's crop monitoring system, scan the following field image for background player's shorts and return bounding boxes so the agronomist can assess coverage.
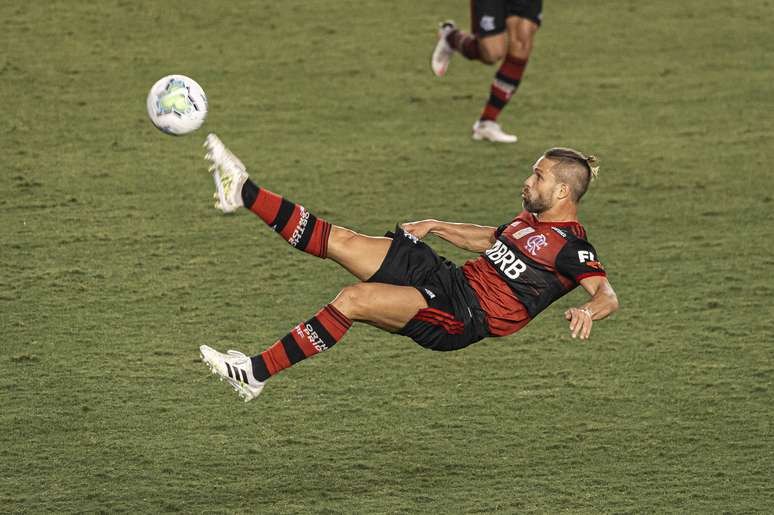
[471,0,543,37]
[367,226,490,352]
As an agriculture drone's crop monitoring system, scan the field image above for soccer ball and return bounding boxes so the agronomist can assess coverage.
[146,75,208,135]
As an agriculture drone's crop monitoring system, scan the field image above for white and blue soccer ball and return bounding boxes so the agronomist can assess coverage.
[146,74,208,136]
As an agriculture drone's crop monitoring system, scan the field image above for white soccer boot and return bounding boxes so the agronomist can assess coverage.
[200,345,265,402]
[203,133,249,213]
[472,120,518,143]
[431,21,457,77]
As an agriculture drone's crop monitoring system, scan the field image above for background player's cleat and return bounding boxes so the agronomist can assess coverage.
[203,133,248,213]
[471,120,518,143]
[431,21,457,77]
[200,345,265,402]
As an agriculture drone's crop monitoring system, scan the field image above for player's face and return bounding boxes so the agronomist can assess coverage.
[522,157,559,213]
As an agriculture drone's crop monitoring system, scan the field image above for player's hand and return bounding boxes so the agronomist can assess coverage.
[564,307,593,340]
[400,220,437,240]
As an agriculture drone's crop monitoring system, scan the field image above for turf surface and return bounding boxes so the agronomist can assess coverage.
[2,0,773,512]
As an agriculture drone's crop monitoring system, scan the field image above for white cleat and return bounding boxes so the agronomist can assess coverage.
[203,133,249,213]
[200,345,265,402]
[471,120,518,143]
[431,21,457,77]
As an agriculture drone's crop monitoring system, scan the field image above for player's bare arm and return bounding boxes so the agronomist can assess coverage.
[564,275,619,340]
[401,219,496,253]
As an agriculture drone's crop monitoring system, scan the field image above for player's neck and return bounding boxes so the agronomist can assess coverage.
[535,204,578,224]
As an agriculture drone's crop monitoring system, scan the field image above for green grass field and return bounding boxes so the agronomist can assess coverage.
[2,0,773,512]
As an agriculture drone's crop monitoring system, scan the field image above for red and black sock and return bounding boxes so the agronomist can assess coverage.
[241,179,331,258]
[446,29,481,61]
[480,56,528,122]
[250,304,352,382]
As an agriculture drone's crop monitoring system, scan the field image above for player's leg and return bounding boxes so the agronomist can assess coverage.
[482,15,538,117]
[431,1,507,76]
[205,133,392,280]
[330,282,428,330]
[205,132,332,258]
[326,227,393,281]
[200,283,427,401]
[505,14,538,61]
[474,14,538,143]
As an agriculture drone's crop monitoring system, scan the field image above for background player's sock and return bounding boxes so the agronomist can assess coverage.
[480,56,528,122]
[446,29,481,61]
[249,304,352,381]
[241,179,331,258]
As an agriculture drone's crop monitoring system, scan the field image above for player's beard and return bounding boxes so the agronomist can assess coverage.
[522,190,552,213]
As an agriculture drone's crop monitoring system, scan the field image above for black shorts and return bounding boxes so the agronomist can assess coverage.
[367,226,489,352]
[471,0,543,36]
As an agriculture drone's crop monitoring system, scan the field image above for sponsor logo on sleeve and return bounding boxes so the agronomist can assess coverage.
[578,250,595,263]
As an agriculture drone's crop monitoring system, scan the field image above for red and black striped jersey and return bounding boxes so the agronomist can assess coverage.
[462,210,607,336]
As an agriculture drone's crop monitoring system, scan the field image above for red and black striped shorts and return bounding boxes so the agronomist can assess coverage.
[367,226,490,351]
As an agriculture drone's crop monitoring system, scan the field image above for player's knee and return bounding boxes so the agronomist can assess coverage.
[479,34,507,64]
[328,226,360,250]
[331,283,373,320]
[507,34,534,60]
[507,44,531,61]
[479,47,504,65]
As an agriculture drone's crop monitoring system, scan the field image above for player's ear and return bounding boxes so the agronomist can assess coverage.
[556,182,571,200]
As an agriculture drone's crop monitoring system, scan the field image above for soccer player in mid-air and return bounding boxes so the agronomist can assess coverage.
[430,0,543,143]
[199,134,618,401]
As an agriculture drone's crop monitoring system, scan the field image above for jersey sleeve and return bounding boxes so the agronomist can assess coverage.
[494,216,521,238]
[494,223,509,238]
[556,240,607,283]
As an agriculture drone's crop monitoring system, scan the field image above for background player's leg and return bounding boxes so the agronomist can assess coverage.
[446,28,506,63]
[506,15,538,61]
[432,0,508,76]
[476,33,507,64]
[478,16,537,124]
[249,283,426,382]
[450,0,506,64]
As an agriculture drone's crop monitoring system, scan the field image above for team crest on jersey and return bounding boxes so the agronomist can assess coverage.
[526,234,548,256]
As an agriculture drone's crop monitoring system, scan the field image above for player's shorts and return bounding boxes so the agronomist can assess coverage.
[471,0,543,37]
[367,226,490,352]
